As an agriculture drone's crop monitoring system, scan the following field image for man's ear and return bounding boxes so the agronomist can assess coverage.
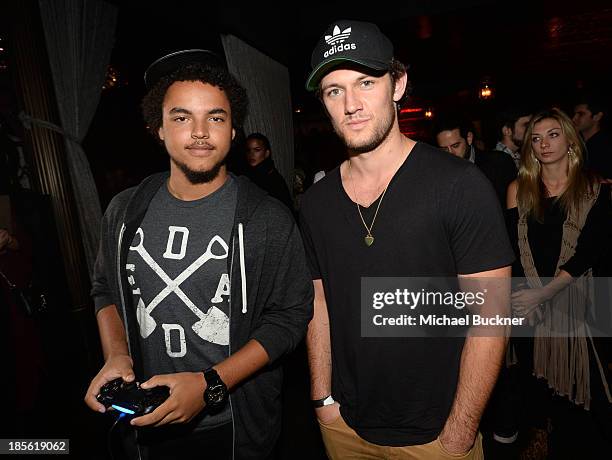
[393,72,408,103]
[466,132,474,146]
[158,126,165,141]
[593,111,604,123]
[502,126,512,138]
[232,128,236,140]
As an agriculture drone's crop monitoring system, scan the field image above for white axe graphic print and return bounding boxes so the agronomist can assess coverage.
[129,229,230,345]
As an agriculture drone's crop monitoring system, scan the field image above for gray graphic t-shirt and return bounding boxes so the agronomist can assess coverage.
[127,176,237,429]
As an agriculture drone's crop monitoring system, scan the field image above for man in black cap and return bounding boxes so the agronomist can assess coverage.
[84,49,313,459]
[300,20,513,459]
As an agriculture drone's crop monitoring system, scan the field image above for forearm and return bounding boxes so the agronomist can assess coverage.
[542,270,573,299]
[96,304,130,361]
[214,339,269,390]
[85,304,133,410]
[306,280,332,399]
[444,267,511,445]
[442,335,506,439]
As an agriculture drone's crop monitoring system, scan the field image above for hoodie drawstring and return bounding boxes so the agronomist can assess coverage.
[238,223,247,314]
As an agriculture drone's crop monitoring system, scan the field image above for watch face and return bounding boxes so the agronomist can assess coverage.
[208,384,226,404]
[204,369,227,410]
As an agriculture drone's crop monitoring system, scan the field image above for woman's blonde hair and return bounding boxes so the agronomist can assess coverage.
[517,107,594,221]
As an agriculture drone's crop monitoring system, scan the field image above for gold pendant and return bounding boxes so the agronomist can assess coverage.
[364,235,374,246]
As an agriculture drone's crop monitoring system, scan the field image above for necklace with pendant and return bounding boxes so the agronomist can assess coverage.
[348,159,389,247]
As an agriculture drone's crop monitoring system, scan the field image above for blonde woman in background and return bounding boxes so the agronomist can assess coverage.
[506,107,612,458]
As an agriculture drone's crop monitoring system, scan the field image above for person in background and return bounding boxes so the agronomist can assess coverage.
[434,114,517,206]
[573,92,612,180]
[495,106,533,169]
[245,132,293,210]
[506,107,612,459]
[0,195,45,438]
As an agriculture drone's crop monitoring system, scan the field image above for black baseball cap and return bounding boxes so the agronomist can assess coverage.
[305,20,394,92]
[144,49,225,90]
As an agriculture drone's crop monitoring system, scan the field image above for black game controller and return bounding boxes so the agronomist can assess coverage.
[97,378,169,417]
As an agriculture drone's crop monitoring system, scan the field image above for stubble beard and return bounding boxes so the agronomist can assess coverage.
[171,155,227,184]
[333,103,397,154]
[512,135,523,150]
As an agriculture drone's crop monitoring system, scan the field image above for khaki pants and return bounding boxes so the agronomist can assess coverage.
[318,414,484,460]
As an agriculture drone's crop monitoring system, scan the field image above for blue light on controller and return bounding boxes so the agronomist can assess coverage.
[112,405,135,415]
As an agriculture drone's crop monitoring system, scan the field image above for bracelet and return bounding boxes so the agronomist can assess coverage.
[312,395,335,408]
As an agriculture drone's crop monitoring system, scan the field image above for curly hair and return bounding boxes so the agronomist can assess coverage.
[142,63,249,141]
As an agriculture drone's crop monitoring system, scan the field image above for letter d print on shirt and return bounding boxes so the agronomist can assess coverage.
[128,227,231,354]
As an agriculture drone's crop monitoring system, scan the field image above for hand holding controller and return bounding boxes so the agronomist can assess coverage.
[97,378,169,417]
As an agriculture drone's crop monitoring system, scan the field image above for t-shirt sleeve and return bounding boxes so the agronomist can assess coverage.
[91,197,122,314]
[298,205,322,280]
[445,165,515,274]
[560,185,612,277]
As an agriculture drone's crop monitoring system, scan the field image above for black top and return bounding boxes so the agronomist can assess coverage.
[299,142,515,446]
[586,131,612,180]
[245,157,293,211]
[506,184,612,278]
[475,149,518,206]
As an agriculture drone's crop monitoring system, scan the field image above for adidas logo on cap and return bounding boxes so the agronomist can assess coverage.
[323,25,356,58]
[325,26,352,45]
[306,20,395,91]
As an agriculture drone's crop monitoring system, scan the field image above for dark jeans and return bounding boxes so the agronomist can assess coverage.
[492,336,611,458]
[137,423,232,460]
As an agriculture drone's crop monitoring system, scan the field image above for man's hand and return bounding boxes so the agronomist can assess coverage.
[130,372,206,427]
[315,402,341,425]
[440,268,510,456]
[438,426,476,456]
[84,354,135,412]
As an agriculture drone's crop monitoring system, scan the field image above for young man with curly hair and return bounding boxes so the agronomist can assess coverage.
[85,50,313,460]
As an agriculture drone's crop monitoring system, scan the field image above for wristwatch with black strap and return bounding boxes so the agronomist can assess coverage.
[203,367,228,411]
[312,394,335,408]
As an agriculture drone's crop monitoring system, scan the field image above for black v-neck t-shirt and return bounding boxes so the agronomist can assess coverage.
[299,142,515,446]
